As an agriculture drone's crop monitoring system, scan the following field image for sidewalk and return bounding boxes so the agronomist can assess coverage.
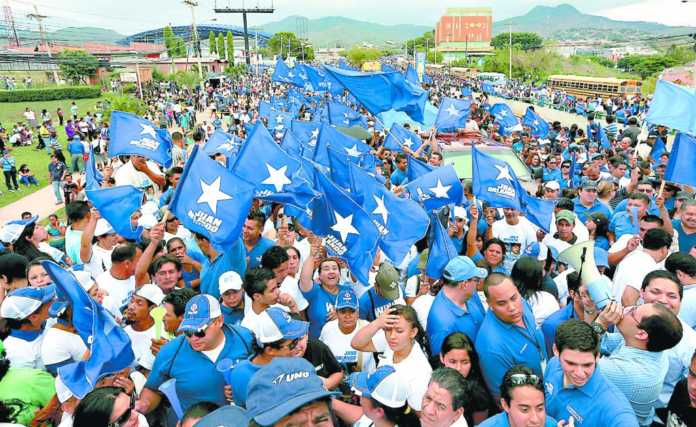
[0,185,63,223]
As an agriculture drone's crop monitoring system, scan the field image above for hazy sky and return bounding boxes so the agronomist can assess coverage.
[10,0,696,35]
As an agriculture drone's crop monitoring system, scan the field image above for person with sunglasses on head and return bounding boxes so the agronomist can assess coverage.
[227,307,309,407]
[73,386,144,427]
[135,294,254,416]
[478,365,557,427]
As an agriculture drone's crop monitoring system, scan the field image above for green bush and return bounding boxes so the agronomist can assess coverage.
[0,86,101,102]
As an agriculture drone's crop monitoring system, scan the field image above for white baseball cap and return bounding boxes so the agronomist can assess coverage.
[219,271,243,294]
[94,219,114,237]
[135,284,165,306]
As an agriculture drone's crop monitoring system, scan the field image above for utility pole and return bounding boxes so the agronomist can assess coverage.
[27,4,59,84]
[2,0,19,47]
[214,0,274,66]
[508,24,512,80]
[183,0,203,81]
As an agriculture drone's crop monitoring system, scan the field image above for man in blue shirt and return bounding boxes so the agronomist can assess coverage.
[545,319,638,426]
[609,192,651,241]
[427,256,487,356]
[136,294,254,415]
[390,153,408,186]
[478,365,557,427]
[195,232,246,299]
[358,262,405,321]
[673,200,696,254]
[219,271,245,325]
[573,179,612,223]
[475,273,547,399]
[243,211,275,269]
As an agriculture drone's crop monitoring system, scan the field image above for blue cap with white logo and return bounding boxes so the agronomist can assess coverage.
[247,357,339,426]
[256,307,309,344]
[0,285,55,320]
[335,287,358,311]
[177,294,222,334]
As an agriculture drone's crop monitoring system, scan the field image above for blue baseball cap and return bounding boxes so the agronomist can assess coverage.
[335,287,358,311]
[247,357,339,426]
[524,242,541,258]
[256,307,309,344]
[0,285,55,320]
[594,247,609,268]
[350,366,409,408]
[0,215,38,244]
[193,405,250,427]
[443,256,488,282]
[177,294,222,334]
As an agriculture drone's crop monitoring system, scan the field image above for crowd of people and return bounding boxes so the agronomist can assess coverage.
[0,59,693,427]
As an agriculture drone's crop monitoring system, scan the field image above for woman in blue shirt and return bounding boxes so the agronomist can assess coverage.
[586,212,611,251]
[0,150,18,192]
[299,244,345,339]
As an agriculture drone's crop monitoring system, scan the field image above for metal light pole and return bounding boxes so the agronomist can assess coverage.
[183,0,203,81]
[508,24,512,80]
[27,5,59,84]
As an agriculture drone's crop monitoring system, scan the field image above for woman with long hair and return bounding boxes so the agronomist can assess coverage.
[586,212,611,250]
[73,386,140,427]
[352,304,432,412]
[511,256,560,326]
[13,221,51,262]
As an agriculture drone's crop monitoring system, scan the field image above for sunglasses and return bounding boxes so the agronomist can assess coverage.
[509,373,541,386]
[109,392,135,427]
[184,322,211,338]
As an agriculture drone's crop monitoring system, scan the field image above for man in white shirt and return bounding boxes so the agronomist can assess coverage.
[261,246,307,313]
[489,208,538,273]
[241,267,288,335]
[123,284,165,371]
[421,368,471,427]
[80,214,117,277]
[614,228,672,306]
[97,243,140,320]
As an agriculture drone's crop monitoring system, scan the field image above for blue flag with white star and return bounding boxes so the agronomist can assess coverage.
[86,185,143,241]
[280,128,307,158]
[407,156,434,182]
[314,123,372,168]
[109,111,172,167]
[310,169,380,285]
[348,161,429,264]
[291,120,321,148]
[169,145,255,249]
[425,212,458,280]
[383,123,423,153]
[490,103,521,136]
[85,146,103,190]
[328,101,364,127]
[272,58,303,86]
[521,107,549,139]
[434,97,471,131]
[204,129,240,157]
[43,261,135,399]
[327,148,354,194]
[482,82,494,94]
[232,123,318,213]
[405,165,463,211]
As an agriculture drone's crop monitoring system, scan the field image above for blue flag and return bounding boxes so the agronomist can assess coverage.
[650,137,667,162]
[85,147,103,191]
[490,103,520,136]
[405,64,419,85]
[291,120,321,148]
[258,101,274,119]
[462,86,473,98]
[231,124,318,212]
[109,111,172,167]
[272,58,303,86]
[383,123,423,153]
[43,261,135,399]
[338,58,355,71]
[381,63,397,73]
[85,185,143,240]
[314,123,371,168]
[169,145,255,249]
[647,80,696,135]
[521,107,549,138]
[328,101,364,127]
[323,65,428,123]
[280,128,306,157]
[665,133,696,187]
[405,165,463,211]
[472,147,554,232]
[327,148,354,194]
[204,129,240,157]
[434,97,471,131]
[407,156,434,182]
[482,82,494,94]
[575,102,586,116]
[599,127,612,149]
[425,213,458,279]
[348,161,429,263]
[310,169,380,285]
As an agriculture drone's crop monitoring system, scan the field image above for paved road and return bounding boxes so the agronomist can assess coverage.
[0,184,62,223]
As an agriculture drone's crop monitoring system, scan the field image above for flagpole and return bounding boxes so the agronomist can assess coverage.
[657,180,666,198]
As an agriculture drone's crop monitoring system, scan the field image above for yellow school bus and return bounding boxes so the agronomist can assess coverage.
[547,75,642,98]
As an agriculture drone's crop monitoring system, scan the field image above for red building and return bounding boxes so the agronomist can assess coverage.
[435,7,493,61]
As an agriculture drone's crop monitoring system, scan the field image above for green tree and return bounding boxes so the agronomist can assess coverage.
[426,50,443,64]
[267,32,304,59]
[404,31,435,56]
[57,50,99,84]
[226,32,234,64]
[217,33,225,59]
[208,31,216,54]
[344,46,382,67]
[491,32,543,51]
[175,37,187,57]
[163,26,176,58]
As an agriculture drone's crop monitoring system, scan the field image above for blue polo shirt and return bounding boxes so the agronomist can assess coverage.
[145,324,254,411]
[199,239,246,299]
[573,198,613,223]
[541,304,577,356]
[609,211,639,240]
[302,283,343,338]
[544,357,639,427]
[478,412,557,427]
[543,168,562,183]
[427,290,486,355]
[245,237,275,269]
[390,168,408,186]
[228,358,262,407]
[221,304,244,326]
[475,301,547,399]
[615,198,659,218]
[673,219,696,253]
[358,286,404,321]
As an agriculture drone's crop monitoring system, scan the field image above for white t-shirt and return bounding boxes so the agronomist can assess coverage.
[278,275,309,312]
[85,244,113,277]
[492,217,538,272]
[113,160,162,189]
[612,250,660,301]
[412,294,435,331]
[97,271,135,320]
[4,333,45,369]
[374,339,432,411]
[241,305,264,337]
[124,324,157,370]
[41,327,87,366]
[527,291,560,326]
[320,319,376,374]
[201,335,226,363]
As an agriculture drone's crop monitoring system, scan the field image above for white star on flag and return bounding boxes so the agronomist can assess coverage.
[140,123,157,138]
[498,110,508,117]
[344,145,362,157]
[532,120,540,127]
[197,177,233,215]
[372,195,389,224]
[262,164,292,192]
[429,179,451,198]
[276,115,284,123]
[331,211,359,243]
[288,72,295,78]
[446,104,460,117]
[402,138,413,148]
[495,165,513,181]
[311,128,320,139]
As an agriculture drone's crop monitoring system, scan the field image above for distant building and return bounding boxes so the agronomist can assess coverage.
[435,7,493,62]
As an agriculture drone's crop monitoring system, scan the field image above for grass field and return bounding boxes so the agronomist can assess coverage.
[0,97,104,207]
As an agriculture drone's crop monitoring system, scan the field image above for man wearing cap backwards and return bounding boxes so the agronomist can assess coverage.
[0,285,55,369]
[246,357,339,427]
[123,283,165,371]
[228,307,310,407]
[136,294,254,415]
[358,262,406,322]
[573,179,612,224]
[79,209,117,277]
[427,256,487,356]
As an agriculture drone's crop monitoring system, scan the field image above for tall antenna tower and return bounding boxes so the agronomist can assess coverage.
[3,0,20,47]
